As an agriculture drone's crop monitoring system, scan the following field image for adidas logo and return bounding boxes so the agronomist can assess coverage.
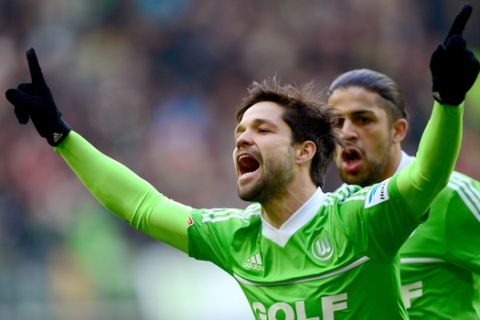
[243,253,264,271]
[53,132,63,143]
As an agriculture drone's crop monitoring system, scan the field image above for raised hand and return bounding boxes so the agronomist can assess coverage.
[430,3,480,106]
[5,48,71,146]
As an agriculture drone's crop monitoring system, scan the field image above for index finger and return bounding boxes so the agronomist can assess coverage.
[445,4,473,41]
[26,48,47,87]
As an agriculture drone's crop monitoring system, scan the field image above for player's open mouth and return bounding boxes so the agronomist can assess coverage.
[341,147,363,174]
[237,153,261,179]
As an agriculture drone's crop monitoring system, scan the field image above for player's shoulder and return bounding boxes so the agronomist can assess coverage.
[442,171,480,217]
[329,177,400,212]
[446,171,480,195]
[195,203,262,225]
[324,183,367,206]
[448,171,479,186]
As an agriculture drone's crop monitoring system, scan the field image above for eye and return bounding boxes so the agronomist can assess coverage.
[335,117,345,129]
[258,127,271,134]
[355,116,372,125]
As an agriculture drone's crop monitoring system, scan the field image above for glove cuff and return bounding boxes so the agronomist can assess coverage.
[47,118,71,146]
[432,90,465,106]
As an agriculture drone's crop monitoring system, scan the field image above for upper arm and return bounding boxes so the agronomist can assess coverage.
[396,102,463,218]
[362,176,421,258]
[56,131,193,253]
[337,180,420,259]
[130,191,193,252]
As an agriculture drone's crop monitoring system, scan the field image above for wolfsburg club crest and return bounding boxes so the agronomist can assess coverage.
[312,235,334,262]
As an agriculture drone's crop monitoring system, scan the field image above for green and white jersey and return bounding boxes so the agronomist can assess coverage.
[55,104,462,320]
[398,153,480,319]
[188,176,418,319]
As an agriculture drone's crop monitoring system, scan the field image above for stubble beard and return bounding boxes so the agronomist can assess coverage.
[340,146,392,187]
[238,150,295,204]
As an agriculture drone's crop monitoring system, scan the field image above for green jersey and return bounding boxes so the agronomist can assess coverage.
[189,179,418,319]
[54,102,462,319]
[398,153,480,319]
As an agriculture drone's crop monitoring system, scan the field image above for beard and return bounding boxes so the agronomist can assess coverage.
[238,148,295,203]
[338,146,392,187]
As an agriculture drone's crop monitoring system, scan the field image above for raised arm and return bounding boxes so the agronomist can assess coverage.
[5,49,192,252]
[396,4,479,214]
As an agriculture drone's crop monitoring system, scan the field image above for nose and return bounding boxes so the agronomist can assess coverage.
[339,119,358,141]
[236,130,254,148]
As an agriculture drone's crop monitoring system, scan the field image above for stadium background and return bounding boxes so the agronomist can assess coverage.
[0,0,479,319]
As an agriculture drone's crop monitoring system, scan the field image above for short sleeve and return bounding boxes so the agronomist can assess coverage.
[187,207,257,274]
[339,175,422,259]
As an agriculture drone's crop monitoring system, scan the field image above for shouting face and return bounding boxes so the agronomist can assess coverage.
[233,101,296,203]
[328,87,402,187]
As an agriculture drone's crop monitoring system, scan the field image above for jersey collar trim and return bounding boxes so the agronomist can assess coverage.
[261,187,325,247]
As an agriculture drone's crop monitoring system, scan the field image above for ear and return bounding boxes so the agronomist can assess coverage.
[392,118,408,143]
[296,140,317,164]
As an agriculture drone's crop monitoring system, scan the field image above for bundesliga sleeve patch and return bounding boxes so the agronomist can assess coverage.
[365,178,390,208]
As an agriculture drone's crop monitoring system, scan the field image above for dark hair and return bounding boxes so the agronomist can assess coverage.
[327,69,408,123]
[236,77,340,187]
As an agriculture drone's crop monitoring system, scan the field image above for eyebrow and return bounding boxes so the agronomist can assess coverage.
[337,109,376,117]
[351,109,376,116]
[234,118,278,135]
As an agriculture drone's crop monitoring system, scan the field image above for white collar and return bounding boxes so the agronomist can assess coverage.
[396,150,415,173]
[261,187,326,247]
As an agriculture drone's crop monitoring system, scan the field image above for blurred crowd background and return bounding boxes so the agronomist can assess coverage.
[0,0,479,319]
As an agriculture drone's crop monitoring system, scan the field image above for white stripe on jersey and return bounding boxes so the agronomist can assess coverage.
[324,196,366,207]
[400,257,446,264]
[448,174,480,222]
[324,187,367,206]
[342,195,367,203]
[201,208,260,223]
[234,256,370,286]
[335,185,358,199]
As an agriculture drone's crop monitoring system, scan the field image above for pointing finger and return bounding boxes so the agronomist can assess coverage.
[446,4,473,41]
[26,48,47,88]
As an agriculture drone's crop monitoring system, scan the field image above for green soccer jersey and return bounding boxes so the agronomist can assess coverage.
[188,180,418,319]
[397,154,480,319]
[54,102,462,319]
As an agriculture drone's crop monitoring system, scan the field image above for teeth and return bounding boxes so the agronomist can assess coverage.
[241,171,256,177]
[238,154,251,161]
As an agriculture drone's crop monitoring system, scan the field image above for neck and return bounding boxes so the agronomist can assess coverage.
[381,145,403,181]
[261,176,317,229]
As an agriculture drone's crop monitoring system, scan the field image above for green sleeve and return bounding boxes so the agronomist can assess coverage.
[396,101,463,217]
[54,131,192,252]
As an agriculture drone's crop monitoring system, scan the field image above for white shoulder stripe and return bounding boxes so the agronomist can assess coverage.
[234,256,370,286]
[400,257,445,264]
[342,195,366,203]
[448,177,480,222]
[201,209,260,223]
[202,213,254,223]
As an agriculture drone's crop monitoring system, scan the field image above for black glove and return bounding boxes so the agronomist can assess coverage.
[5,48,71,146]
[430,3,480,106]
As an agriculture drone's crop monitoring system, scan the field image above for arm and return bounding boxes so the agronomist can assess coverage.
[56,131,192,252]
[395,101,462,216]
[5,49,192,252]
[396,4,478,217]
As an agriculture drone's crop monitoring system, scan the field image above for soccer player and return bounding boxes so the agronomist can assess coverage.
[327,9,480,320]
[4,5,477,320]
